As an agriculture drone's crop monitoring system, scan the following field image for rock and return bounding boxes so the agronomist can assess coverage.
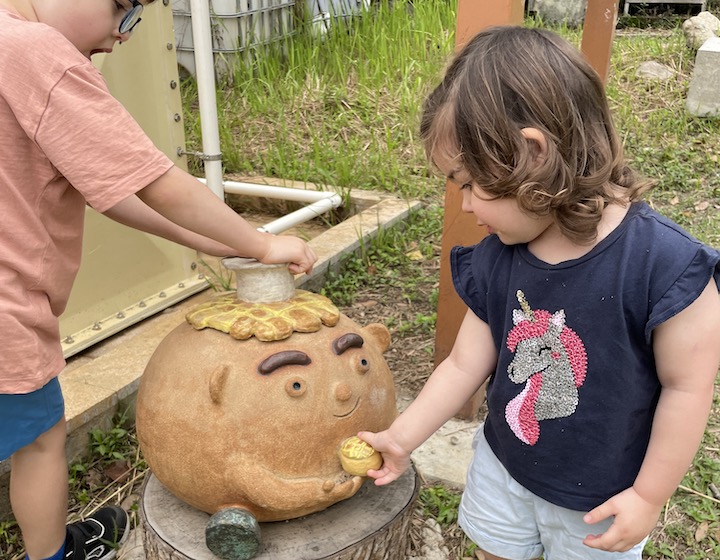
[408,518,451,560]
[686,36,720,117]
[683,11,720,50]
[533,0,588,26]
[635,61,675,81]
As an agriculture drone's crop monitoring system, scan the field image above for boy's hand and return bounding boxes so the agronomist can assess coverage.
[357,430,412,486]
[259,235,317,275]
[582,487,661,552]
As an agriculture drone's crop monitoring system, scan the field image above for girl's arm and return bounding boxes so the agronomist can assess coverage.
[103,194,239,257]
[583,278,720,552]
[134,166,316,274]
[360,309,498,485]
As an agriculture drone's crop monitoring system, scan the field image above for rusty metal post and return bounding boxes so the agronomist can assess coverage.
[581,0,618,83]
[434,0,524,420]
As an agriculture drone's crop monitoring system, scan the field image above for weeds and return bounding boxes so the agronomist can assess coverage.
[419,485,461,527]
[198,258,235,292]
[181,0,454,201]
[0,520,21,559]
[320,205,442,307]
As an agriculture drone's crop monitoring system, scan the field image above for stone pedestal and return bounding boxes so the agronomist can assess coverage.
[140,467,419,560]
[687,36,720,117]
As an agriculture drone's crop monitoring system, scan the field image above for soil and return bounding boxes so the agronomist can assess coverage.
[341,287,438,402]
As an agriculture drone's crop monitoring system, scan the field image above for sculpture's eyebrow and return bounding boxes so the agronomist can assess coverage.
[258,351,311,374]
[332,333,364,355]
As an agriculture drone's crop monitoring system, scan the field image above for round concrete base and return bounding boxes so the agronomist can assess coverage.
[140,466,419,559]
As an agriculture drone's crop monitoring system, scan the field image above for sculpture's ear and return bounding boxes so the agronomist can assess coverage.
[361,323,391,353]
[209,364,230,405]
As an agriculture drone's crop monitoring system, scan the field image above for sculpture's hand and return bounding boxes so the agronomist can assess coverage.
[322,474,364,500]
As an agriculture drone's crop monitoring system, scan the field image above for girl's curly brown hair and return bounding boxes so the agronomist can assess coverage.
[420,26,653,244]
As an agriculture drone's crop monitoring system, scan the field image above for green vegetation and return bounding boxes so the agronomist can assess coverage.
[182,0,455,200]
[320,205,442,311]
[419,484,462,526]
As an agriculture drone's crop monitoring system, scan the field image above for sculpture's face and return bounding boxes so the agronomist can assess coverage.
[235,323,394,446]
[137,314,397,521]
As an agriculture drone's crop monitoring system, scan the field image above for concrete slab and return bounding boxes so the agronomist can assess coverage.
[687,36,720,117]
[411,418,478,489]
[397,396,478,490]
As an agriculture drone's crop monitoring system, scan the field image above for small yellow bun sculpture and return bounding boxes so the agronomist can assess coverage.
[339,436,383,476]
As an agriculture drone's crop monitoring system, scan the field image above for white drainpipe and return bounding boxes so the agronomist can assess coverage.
[189,0,224,199]
[198,179,344,235]
[188,1,342,232]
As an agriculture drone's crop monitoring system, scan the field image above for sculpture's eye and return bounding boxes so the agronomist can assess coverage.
[353,356,370,375]
[285,377,306,397]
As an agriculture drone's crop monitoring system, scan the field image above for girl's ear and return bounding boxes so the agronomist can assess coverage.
[520,127,548,165]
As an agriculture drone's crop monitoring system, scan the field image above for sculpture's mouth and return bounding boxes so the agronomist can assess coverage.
[334,398,360,418]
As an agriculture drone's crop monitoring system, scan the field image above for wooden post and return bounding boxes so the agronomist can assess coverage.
[581,0,618,84]
[435,0,615,421]
[434,0,524,421]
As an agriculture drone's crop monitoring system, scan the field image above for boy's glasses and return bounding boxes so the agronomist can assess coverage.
[119,0,143,34]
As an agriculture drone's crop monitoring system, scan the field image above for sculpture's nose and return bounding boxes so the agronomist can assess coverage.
[335,382,352,402]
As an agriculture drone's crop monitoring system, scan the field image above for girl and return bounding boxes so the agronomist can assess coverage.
[360,26,720,560]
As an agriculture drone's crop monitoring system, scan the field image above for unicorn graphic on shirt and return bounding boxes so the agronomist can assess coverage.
[504,290,587,445]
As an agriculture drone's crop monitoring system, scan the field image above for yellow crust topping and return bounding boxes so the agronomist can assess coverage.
[185,290,340,342]
[338,436,382,476]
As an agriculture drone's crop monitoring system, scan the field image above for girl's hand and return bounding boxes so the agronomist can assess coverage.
[582,487,661,552]
[357,430,412,486]
[260,234,317,274]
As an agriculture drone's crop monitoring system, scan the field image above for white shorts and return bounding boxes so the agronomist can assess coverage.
[458,426,647,560]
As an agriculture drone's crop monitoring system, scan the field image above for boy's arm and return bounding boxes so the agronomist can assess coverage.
[360,309,497,485]
[103,194,238,257]
[133,166,316,274]
[583,278,720,552]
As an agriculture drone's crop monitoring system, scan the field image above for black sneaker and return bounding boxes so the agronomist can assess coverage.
[64,506,130,560]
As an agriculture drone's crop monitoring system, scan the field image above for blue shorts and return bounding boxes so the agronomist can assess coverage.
[0,377,65,461]
[458,425,647,560]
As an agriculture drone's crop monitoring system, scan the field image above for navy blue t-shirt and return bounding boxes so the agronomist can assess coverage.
[451,202,720,511]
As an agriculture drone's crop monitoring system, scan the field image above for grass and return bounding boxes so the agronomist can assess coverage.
[1,2,718,559]
[181,0,455,201]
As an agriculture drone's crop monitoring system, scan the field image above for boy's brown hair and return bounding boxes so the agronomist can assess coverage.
[421,26,652,244]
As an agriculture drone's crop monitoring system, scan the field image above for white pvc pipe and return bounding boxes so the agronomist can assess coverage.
[189,0,224,199]
[187,6,344,233]
[259,195,343,234]
[222,180,341,203]
[196,178,344,235]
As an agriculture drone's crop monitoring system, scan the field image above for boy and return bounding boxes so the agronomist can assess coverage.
[0,1,317,559]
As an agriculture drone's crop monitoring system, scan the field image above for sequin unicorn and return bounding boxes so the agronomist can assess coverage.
[504,291,588,445]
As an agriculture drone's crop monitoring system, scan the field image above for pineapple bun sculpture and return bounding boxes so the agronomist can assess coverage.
[136,258,398,560]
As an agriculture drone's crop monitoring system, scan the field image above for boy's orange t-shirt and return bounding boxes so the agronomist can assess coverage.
[0,9,174,393]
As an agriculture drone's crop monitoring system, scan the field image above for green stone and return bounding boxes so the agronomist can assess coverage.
[205,508,262,560]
